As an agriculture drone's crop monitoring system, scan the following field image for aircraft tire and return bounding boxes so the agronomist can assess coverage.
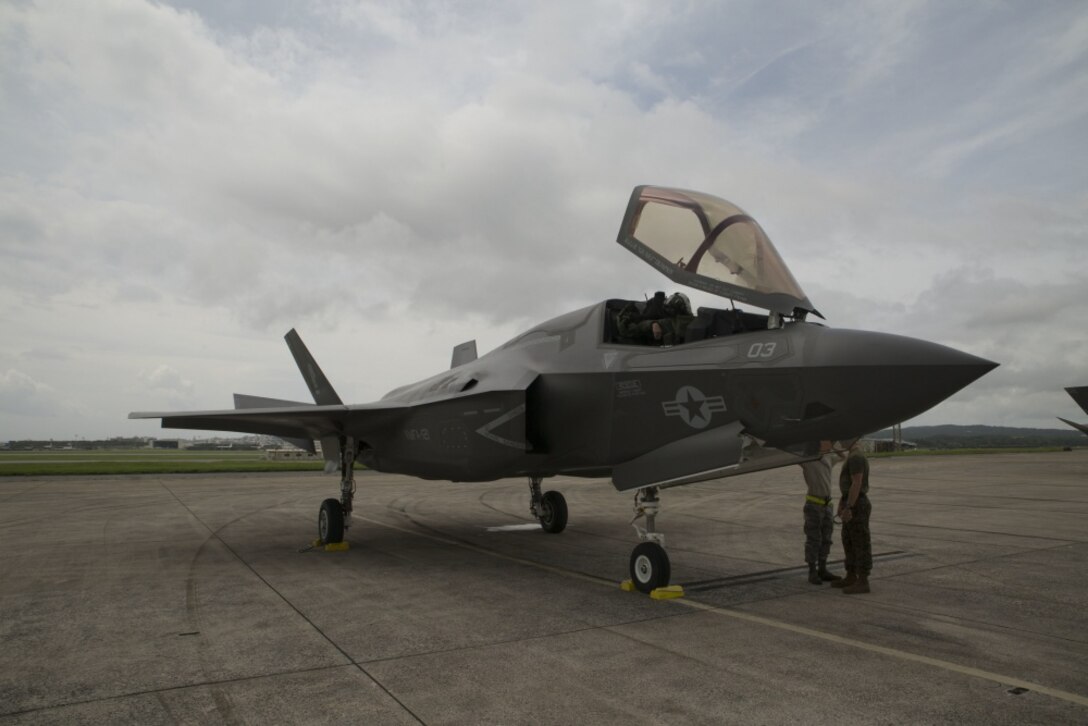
[539,490,568,534]
[630,542,670,593]
[319,498,345,544]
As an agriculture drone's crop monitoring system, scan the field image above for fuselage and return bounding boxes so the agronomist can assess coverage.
[358,299,995,482]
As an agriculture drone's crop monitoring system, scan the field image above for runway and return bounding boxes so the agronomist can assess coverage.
[2,451,1086,724]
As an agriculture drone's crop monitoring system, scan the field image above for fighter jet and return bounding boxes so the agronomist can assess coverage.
[1058,386,1088,435]
[130,185,997,592]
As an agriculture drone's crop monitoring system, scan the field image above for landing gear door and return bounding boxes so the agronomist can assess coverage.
[616,185,819,318]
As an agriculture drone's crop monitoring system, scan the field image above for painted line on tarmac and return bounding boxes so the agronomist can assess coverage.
[359,516,618,588]
[485,523,546,532]
[673,598,1088,708]
[361,514,1088,709]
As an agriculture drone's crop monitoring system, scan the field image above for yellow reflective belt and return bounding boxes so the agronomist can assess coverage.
[805,495,832,505]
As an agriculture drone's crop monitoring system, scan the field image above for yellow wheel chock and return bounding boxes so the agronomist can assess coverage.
[619,579,685,598]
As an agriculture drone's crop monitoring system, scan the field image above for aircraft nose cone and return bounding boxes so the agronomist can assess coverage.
[792,327,997,442]
[810,328,997,376]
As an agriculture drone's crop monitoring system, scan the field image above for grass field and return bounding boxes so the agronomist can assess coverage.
[1,445,1077,477]
[868,446,1071,458]
[0,449,325,476]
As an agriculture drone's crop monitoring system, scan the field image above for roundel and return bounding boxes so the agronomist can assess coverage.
[661,386,728,429]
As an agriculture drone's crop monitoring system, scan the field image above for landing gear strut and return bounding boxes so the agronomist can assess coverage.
[318,436,356,544]
[528,476,568,533]
[629,487,670,593]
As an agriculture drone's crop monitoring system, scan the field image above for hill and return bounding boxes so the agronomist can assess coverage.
[871,424,1086,449]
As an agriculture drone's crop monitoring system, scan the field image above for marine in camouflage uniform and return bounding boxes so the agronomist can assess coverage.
[832,444,872,594]
[617,292,694,346]
[799,441,844,585]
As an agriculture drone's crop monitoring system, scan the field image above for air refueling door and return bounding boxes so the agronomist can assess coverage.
[617,185,819,318]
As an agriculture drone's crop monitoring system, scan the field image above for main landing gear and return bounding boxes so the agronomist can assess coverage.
[317,436,356,544]
[528,476,567,533]
[629,487,670,593]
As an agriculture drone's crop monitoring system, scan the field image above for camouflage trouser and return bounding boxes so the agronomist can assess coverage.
[841,495,873,577]
[803,500,834,565]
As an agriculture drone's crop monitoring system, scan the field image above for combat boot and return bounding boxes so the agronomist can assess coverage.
[817,559,840,582]
[807,564,822,585]
[830,571,856,589]
[843,575,870,594]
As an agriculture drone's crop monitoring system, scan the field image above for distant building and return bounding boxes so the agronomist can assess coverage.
[264,448,317,460]
[151,439,181,449]
[861,438,918,453]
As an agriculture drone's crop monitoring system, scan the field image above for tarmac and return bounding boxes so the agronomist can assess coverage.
[1,450,1086,724]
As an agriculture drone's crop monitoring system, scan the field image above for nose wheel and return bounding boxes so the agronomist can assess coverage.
[630,541,670,593]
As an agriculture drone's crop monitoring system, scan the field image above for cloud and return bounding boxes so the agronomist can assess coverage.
[1,0,1086,438]
[138,364,196,406]
[0,370,64,417]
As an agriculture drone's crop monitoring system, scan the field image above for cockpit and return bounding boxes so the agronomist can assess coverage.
[602,295,774,347]
[616,186,819,321]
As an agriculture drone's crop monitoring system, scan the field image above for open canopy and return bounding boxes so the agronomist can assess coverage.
[617,185,819,317]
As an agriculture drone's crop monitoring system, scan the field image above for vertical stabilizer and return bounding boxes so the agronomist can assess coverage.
[451,340,478,369]
[284,329,343,406]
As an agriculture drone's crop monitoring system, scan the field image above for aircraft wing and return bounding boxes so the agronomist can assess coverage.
[130,328,410,443]
[128,401,407,442]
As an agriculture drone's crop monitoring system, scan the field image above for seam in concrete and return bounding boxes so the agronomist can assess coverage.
[364,514,1088,709]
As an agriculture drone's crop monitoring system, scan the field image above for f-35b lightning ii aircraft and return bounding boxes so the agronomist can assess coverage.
[131,185,997,592]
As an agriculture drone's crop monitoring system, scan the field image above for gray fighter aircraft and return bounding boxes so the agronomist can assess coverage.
[1058,386,1088,435]
[130,185,997,592]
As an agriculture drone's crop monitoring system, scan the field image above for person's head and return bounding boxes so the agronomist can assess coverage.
[818,439,833,453]
[665,292,691,316]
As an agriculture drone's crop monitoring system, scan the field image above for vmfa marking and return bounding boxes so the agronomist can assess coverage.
[662,386,727,429]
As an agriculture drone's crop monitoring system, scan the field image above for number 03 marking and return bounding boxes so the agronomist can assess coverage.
[747,342,777,358]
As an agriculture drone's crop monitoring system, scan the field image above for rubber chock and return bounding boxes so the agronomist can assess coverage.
[650,585,685,600]
[323,542,350,552]
[620,579,636,592]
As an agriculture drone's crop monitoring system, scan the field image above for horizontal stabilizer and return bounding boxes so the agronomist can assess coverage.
[234,393,315,453]
[451,340,478,369]
[234,393,312,409]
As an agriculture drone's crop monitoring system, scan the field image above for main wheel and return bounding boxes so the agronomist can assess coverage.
[630,542,670,593]
[318,498,345,544]
[538,490,568,533]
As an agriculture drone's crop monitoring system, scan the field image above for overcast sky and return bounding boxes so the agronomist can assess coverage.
[2,0,1087,441]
